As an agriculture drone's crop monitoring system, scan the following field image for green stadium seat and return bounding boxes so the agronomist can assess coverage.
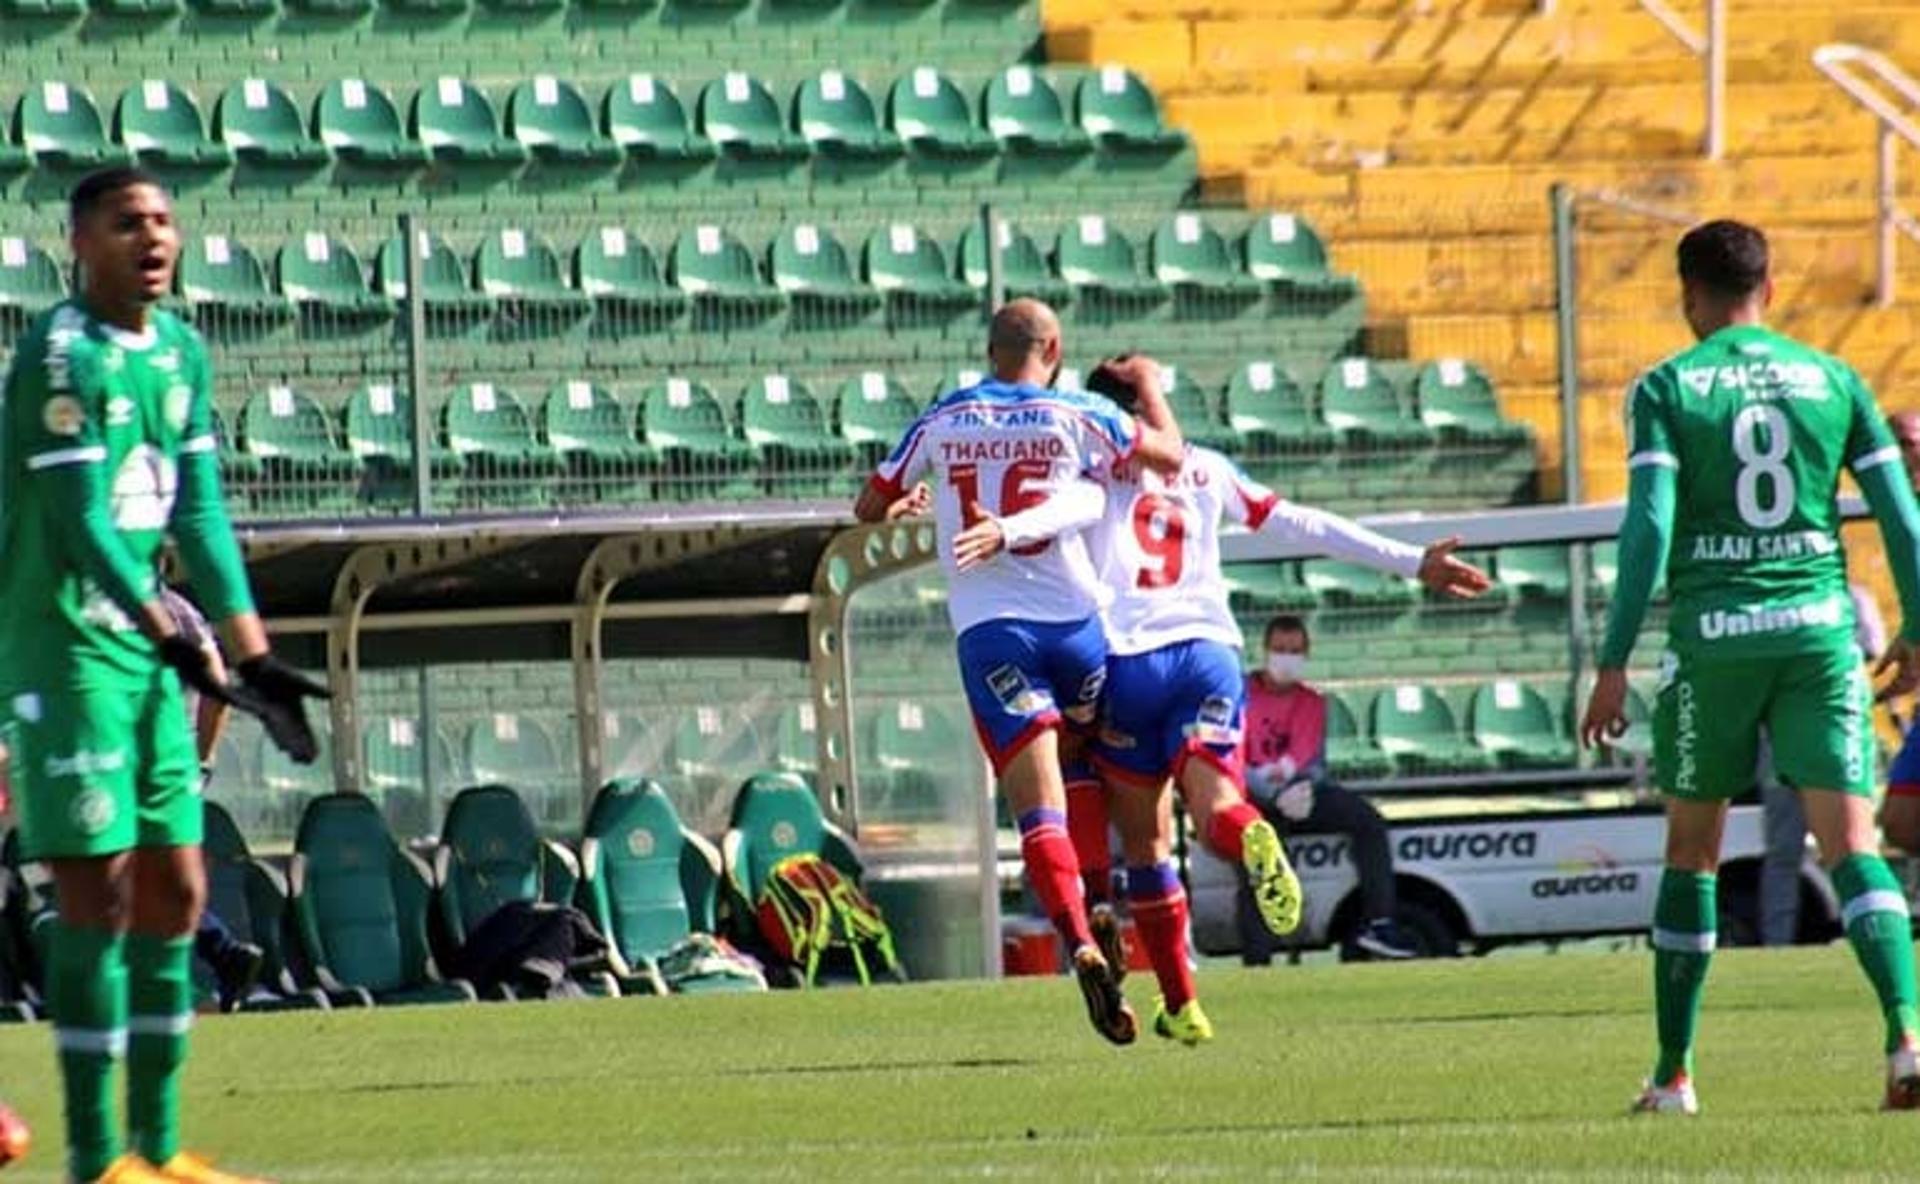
[601,75,715,161]
[473,227,590,316]
[441,383,565,508]
[1054,216,1166,305]
[312,79,427,167]
[574,228,687,319]
[0,237,63,326]
[769,224,880,318]
[666,705,764,823]
[1241,213,1357,297]
[1414,359,1532,446]
[634,377,758,500]
[1302,560,1417,609]
[287,0,368,13]
[933,367,988,403]
[208,405,264,496]
[506,77,620,166]
[720,770,863,920]
[213,80,329,168]
[1324,692,1393,781]
[1075,66,1185,152]
[177,235,292,323]
[954,219,1071,307]
[374,232,493,319]
[343,382,461,507]
[542,380,650,501]
[886,67,996,158]
[236,386,360,510]
[0,120,27,175]
[833,371,918,466]
[793,70,898,158]
[602,712,660,781]
[0,0,82,16]
[1225,360,1338,456]
[432,786,586,979]
[1150,214,1261,302]
[772,701,820,778]
[1157,363,1237,453]
[862,223,975,314]
[1368,684,1495,776]
[190,0,274,16]
[200,801,324,1013]
[15,82,127,169]
[578,778,759,994]
[112,81,231,169]
[868,698,964,820]
[1495,544,1571,602]
[361,716,447,838]
[1222,561,1318,615]
[982,66,1089,154]
[276,233,392,322]
[1469,681,1576,770]
[290,794,477,1005]
[1318,359,1437,453]
[92,0,181,20]
[697,72,808,159]
[666,225,786,318]
[740,373,853,492]
[410,78,525,167]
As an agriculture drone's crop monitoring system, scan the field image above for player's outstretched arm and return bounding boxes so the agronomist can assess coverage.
[1581,461,1676,746]
[1256,500,1489,597]
[955,479,1107,572]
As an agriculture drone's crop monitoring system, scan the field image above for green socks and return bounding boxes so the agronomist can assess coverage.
[126,933,194,1166]
[1650,869,1716,1087]
[49,924,127,1182]
[1831,853,1920,1054]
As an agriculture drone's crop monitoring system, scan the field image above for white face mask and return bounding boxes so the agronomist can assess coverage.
[1266,653,1307,684]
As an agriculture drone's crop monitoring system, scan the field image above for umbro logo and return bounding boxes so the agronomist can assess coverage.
[1679,370,1715,397]
[106,398,135,427]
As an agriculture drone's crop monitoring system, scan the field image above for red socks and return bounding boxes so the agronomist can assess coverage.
[1065,770,1112,906]
[1127,862,1194,1012]
[1205,799,1263,863]
[1018,808,1094,949]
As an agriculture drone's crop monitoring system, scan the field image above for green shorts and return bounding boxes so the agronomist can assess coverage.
[4,667,201,860]
[1653,645,1875,801]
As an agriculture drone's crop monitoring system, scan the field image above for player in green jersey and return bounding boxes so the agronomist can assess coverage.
[0,168,327,1184]
[1580,220,1920,1115]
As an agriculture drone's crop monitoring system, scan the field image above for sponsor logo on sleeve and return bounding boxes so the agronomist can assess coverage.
[42,396,84,437]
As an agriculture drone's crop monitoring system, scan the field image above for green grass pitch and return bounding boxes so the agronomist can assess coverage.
[1,948,1916,1181]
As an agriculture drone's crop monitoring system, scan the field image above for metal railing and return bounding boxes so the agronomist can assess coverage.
[1812,43,1920,307]
[1536,0,1724,160]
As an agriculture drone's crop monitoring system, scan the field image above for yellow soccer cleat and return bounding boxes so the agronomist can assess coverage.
[152,1152,274,1184]
[1152,997,1215,1047]
[1240,819,1303,936]
[76,1154,174,1184]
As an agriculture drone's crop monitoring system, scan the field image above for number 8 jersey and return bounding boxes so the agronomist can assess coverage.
[1627,324,1901,658]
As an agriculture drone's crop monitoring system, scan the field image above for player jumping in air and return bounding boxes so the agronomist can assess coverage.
[854,307,1185,1045]
[967,356,1490,1043]
[1580,220,1920,1115]
[0,168,329,1183]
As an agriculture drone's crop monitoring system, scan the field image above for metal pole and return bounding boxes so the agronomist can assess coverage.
[976,759,1003,979]
[1704,0,1726,161]
[982,202,1005,314]
[1551,184,1582,508]
[400,213,432,517]
[1880,125,1899,308]
[417,669,439,828]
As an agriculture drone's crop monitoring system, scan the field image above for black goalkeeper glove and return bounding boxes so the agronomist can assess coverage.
[236,655,331,765]
[157,634,242,708]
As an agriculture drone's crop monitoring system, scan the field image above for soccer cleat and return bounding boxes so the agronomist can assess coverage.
[1884,1040,1920,1111]
[1089,902,1127,985]
[212,941,266,1014]
[1240,820,1303,936]
[1354,918,1418,960]
[153,1152,275,1184]
[1630,1074,1699,1116]
[1071,945,1137,1046]
[75,1155,175,1184]
[1151,997,1215,1046]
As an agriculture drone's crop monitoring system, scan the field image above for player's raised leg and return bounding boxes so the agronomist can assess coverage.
[1063,758,1124,981]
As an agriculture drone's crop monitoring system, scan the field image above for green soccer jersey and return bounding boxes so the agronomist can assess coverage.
[0,301,220,687]
[1624,323,1899,658]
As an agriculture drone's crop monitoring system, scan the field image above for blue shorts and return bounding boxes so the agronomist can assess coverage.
[1091,638,1245,785]
[1890,720,1920,797]
[956,616,1108,775]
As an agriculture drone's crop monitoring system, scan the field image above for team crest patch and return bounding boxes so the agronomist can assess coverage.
[165,384,192,432]
[626,828,656,859]
[771,821,798,850]
[69,788,117,838]
[1184,695,1241,746]
[987,664,1052,717]
[1655,650,1680,693]
[43,395,84,437]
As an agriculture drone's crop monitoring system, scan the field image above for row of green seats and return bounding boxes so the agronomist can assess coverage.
[1320,680,1648,782]
[1224,540,1630,619]
[0,0,1018,21]
[0,67,1178,180]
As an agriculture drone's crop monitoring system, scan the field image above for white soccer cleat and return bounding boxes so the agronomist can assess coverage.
[1630,1074,1698,1116]
[1885,1042,1920,1111]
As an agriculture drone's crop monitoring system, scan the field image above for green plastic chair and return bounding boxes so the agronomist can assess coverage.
[667,225,786,317]
[542,381,651,501]
[1369,685,1495,776]
[954,219,1071,307]
[666,706,765,824]
[720,770,863,917]
[1156,364,1237,453]
[0,0,82,16]
[361,716,448,837]
[868,698,964,820]
[112,81,231,168]
[601,75,714,161]
[1317,359,1437,452]
[506,77,620,165]
[289,794,477,1006]
[1242,213,1356,296]
[1075,66,1185,152]
[771,701,819,778]
[177,235,292,322]
[1222,562,1318,615]
[0,116,27,175]
[696,72,808,159]
[343,383,460,484]
[886,67,995,157]
[286,0,369,13]
[0,236,64,325]
[199,801,325,1012]
[1302,560,1417,609]
[769,224,879,315]
[473,227,590,315]
[440,383,564,506]
[1324,692,1393,781]
[189,0,274,16]
[236,386,360,507]
[862,223,975,311]
[1053,215,1166,305]
[276,233,392,321]
[432,785,584,964]
[14,82,127,168]
[1495,544,1571,602]
[573,227,687,318]
[1469,681,1576,770]
[213,80,329,168]
[833,371,918,466]
[634,377,757,499]
[739,374,852,491]
[601,712,660,781]
[373,232,493,318]
[1150,213,1261,300]
[1414,359,1532,446]
[793,70,898,157]
[311,79,427,167]
[1225,360,1337,456]
[410,78,525,167]
[982,66,1089,153]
